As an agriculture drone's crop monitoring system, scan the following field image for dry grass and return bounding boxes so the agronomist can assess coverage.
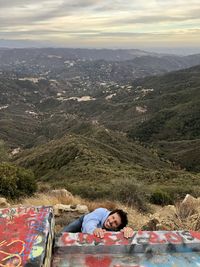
[18,190,200,232]
[21,192,117,210]
[19,191,149,229]
[83,199,117,212]
[21,193,80,206]
[117,202,150,229]
[176,199,200,219]
[176,198,200,231]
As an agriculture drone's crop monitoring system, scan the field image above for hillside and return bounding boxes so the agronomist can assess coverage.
[155,139,200,172]
[13,127,200,202]
[127,65,200,171]
[0,51,199,202]
[1,64,200,172]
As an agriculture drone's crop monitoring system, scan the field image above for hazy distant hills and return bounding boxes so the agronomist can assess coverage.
[1,48,200,82]
[0,47,159,62]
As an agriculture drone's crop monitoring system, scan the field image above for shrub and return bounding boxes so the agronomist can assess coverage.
[165,185,195,201]
[0,140,9,163]
[0,162,37,199]
[111,178,149,212]
[68,183,110,200]
[150,189,172,205]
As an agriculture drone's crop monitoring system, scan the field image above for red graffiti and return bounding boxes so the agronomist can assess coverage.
[62,232,130,246]
[117,232,130,245]
[0,240,24,267]
[190,231,200,240]
[164,232,182,243]
[113,265,142,267]
[137,230,143,235]
[78,233,84,243]
[61,233,76,245]
[113,266,143,267]
[86,234,101,244]
[0,207,50,266]
[136,231,183,244]
[149,232,166,244]
[102,233,117,246]
[85,255,112,267]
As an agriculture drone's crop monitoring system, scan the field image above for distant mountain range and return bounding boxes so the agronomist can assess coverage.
[1,40,200,55]
[0,48,199,201]
[0,39,53,48]
[0,48,200,84]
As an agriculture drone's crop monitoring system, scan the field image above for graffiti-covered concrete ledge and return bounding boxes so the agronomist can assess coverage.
[0,206,54,267]
[54,230,200,254]
[1,206,200,267]
[53,231,200,266]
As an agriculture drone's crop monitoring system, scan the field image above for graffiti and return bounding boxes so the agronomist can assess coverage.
[53,251,200,267]
[52,252,200,267]
[85,255,112,267]
[61,232,130,247]
[136,231,183,245]
[58,230,200,250]
[52,253,146,267]
[0,206,53,267]
[0,240,24,267]
[54,230,200,266]
[85,255,144,267]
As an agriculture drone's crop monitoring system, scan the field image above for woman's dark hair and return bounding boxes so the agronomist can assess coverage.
[109,209,128,230]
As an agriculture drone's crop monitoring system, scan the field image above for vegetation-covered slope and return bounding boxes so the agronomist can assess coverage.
[155,139,200,172]
[1,54,199,198]
[13,127,200,202]
[127,65,200,171]
[129,65,200,141]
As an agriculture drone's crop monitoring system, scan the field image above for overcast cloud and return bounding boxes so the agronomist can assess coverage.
[0,0,199,49]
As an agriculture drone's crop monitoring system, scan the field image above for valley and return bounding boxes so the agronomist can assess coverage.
[0,48,199,207]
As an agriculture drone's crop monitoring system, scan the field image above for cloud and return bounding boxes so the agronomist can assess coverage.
[0,0,199,48]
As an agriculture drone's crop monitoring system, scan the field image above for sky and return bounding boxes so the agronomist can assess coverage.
[0,0,200,52]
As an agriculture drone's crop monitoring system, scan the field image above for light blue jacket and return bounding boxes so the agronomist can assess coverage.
[81,208,110,234]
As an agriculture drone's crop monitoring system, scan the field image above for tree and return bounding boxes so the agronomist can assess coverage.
[0,162,37,199]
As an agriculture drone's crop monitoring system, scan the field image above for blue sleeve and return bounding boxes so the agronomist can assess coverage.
[82,208,107,234]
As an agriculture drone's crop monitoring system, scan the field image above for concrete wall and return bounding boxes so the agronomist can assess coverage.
[1,206,200,267]
[52,252,200,267]
[0,206,54,267]
[53,231,200,266]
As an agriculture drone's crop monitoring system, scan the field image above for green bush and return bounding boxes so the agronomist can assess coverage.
[164,185,195,201]
[0,140,9,163]
[0,162,37,199]
[67,183,110,200]
[111,177,149,212]
[150,189,172,205]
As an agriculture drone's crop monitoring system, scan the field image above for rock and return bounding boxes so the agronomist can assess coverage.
[51,189,73,199]
[142,205,180,230]
[182,194,197,205]
[76,204,89,214]
[178,194,200,219]
[0,197,10,208]
[53,204,88,217]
